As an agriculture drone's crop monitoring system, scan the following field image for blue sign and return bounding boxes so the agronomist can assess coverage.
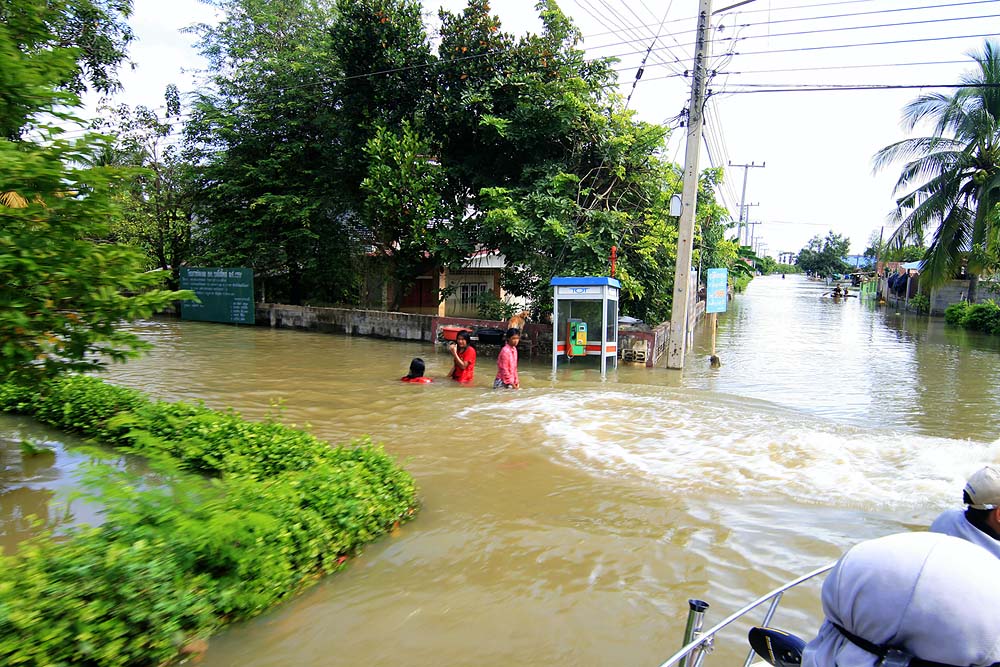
[706,268,728,314]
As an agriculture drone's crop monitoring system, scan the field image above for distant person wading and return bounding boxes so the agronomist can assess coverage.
[494,328,520,390]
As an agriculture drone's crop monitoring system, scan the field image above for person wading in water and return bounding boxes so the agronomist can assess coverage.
[448,331,476,384]
[494,328,520,390]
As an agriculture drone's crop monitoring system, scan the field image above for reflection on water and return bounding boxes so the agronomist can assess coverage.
[0,417,107,554]
[3,274,999,664]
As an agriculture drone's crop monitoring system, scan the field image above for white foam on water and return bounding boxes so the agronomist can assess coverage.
[458,389,1000,511]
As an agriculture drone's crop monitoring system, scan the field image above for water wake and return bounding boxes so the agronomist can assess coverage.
[459,389,999,510]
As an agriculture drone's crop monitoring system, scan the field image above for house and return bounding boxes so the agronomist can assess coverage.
[363,249,527,318]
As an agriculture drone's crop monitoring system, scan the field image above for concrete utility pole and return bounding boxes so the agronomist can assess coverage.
[730,162,765,245]
[739,203,759,244]
[667,0,713,370]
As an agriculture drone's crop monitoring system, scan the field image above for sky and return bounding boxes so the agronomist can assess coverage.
[89,0,999,257]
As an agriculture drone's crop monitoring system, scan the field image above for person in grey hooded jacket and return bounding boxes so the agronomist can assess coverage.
[802,532,1000,667]
[930,465,1000,559]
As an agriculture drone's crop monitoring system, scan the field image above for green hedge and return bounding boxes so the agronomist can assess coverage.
[0,376,417,666]
[944,299,1000,334]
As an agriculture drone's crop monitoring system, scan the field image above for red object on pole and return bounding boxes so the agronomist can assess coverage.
[611,246,617,277]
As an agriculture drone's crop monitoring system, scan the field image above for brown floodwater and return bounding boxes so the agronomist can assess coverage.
[3,274,1000,665]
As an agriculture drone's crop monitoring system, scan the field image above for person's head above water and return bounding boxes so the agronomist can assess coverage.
[505,327,520,346]
[802,531,1000,667]
[455,330,471,348]
[406,357,425,379]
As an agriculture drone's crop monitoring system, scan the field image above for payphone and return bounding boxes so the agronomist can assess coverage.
[566,318,587,357]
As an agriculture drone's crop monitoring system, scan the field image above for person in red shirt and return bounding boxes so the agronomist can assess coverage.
[401,358,433,383]
[494,328,520,389]
[448,331,476,383]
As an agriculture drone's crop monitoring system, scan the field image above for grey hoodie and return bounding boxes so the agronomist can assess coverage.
[930,509,1000,559]
[802,532,1000,667]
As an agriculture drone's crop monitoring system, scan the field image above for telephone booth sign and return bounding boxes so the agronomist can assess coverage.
[550,276,620,376]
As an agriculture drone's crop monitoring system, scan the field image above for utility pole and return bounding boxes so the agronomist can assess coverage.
[746,220,762,247]
[666,0,713,370]
[740,203,760,244]
[729,162,765,246]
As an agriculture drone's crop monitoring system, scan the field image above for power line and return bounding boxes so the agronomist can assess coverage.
[726,31,1000,57]
[584,0,999,47]
[715,82,1000,93]
[718,59,969,76]
[727,10,1000,43]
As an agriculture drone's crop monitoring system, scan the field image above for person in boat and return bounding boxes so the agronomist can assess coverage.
[401,358,432,383]
[494,328,520,390]
[929,465,1000,558]
[448,330,476,384]
[832,285,843,297]
[802,531,1000,667]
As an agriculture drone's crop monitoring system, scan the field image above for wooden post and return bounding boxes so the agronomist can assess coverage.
[710,312,717,356]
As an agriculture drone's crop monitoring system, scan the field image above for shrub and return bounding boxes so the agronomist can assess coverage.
[960,299,1000,333]
[909,293,930,314]
[0,375,417,666]
[944,300,970,325]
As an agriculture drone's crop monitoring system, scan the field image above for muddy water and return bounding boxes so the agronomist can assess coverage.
[4,274,1000,664]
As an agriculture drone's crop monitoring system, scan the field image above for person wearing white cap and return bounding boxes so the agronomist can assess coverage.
[929,465,1000,559]
[802,532,1000,667]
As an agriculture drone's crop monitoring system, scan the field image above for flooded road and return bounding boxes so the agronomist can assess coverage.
[4,274,1000,664]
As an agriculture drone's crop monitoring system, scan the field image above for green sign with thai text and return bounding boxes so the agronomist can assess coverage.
[180,267,255,324]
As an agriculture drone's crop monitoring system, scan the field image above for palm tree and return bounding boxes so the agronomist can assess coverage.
[874,40,1000,302]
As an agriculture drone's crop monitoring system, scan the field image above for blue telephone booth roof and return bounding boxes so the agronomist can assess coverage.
[550,276,621,288]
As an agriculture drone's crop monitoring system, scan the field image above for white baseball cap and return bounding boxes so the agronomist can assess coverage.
[964,466,1000,510]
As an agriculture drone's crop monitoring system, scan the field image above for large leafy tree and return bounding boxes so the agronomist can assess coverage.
[874,40,1000,301]
[1,1,185,381]
[435,1,682,321]
[187,0,360,305]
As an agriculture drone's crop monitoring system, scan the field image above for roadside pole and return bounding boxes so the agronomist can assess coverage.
[705,268,728,368]
[666,0,713,370]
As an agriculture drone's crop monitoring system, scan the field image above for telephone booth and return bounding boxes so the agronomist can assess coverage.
[550,277,620,376]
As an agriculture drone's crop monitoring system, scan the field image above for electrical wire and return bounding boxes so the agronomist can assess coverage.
[714,82,1000,93]
[621,0,678,107]
[718,59,970,76]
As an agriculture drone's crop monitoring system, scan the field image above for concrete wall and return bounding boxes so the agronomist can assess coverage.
[930,280,1000,316]
[257,303,434,342]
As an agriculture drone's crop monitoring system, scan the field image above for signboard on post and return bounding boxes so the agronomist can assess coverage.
[705,268,728,314]
[180,267,255,324]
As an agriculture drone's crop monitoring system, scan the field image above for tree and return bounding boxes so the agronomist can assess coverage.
[874,40,1000,302]
[360,122,450,309]
[1,3,186,381]
[796,231,851,277]
[863,230,925,265]
[96,86,195,288]
[187,0,361,305]
[1,0,135,139]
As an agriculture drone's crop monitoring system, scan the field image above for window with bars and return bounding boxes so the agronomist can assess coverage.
[459,283,489,305]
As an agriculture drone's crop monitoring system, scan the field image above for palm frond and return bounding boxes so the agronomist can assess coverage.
[891,150,969,196]
[0,191,29,208]
[872,137,965,175]
[921,204,975,285]
[889,175,964,247]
